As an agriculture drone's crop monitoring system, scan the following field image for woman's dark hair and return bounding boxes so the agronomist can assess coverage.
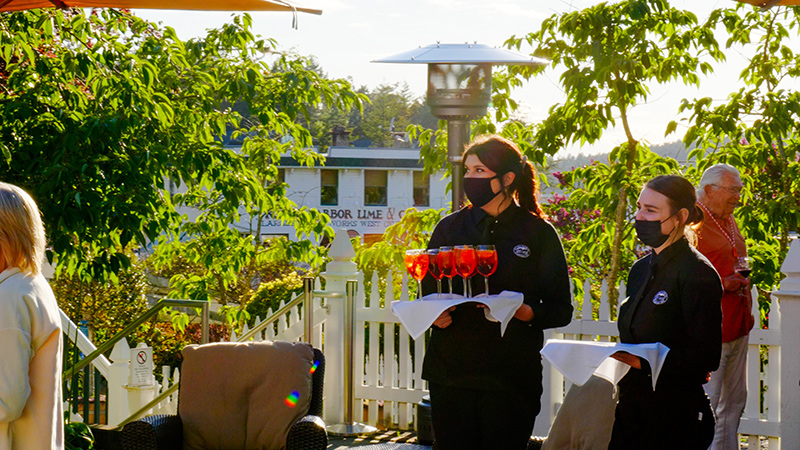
[645,175,703,226]
[462,135,544,217]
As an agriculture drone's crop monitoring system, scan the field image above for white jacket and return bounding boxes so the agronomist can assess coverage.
[0,267,64,450]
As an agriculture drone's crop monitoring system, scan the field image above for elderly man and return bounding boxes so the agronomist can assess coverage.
[695,164,754,450]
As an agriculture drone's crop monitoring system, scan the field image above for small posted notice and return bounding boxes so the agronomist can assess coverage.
[129,346,154,387]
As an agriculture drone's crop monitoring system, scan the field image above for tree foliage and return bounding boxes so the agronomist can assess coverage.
[0,9,364,285]
[53,245,148,342]
[679,5,800,297]
[306,82,436,150]
[501,0,723,304]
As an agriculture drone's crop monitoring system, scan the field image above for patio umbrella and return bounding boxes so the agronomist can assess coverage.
[0,0,320,14]
[737,0,800,8]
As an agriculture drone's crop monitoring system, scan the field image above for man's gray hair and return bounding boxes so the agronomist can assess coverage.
[698,163,741,191]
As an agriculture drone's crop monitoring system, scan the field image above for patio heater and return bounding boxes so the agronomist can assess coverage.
[374,43,547,211]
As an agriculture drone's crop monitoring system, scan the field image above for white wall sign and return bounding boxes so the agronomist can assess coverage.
[129,345,155,387]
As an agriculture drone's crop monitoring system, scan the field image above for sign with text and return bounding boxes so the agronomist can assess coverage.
[260,206,411,234]
[129,346,155,387]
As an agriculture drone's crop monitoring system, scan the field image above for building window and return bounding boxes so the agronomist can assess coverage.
[364,170,387,206]
[413,171,430,207]
[321,169,338,206]
[268,169,286,193]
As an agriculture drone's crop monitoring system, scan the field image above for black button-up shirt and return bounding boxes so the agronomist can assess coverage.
[619,238,723,387]
[421,205,573,392]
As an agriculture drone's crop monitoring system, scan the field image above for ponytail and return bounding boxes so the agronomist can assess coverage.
[687,204,703,226]
[515,160,545,218]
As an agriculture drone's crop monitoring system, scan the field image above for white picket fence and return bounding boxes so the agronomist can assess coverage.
[246,272,782,448]
[61,232,799,450]
[60,274,784,447]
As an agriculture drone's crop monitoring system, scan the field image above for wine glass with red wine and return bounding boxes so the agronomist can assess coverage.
[734,256,752,278]
[734,256,752,296]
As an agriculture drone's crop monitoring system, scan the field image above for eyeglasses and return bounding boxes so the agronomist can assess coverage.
[711,184,743,195]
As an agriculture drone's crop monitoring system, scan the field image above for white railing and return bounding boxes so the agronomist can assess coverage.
[60,311,111,378]
[60,317,181,426]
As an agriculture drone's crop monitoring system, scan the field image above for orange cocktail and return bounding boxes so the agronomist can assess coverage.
[404,249,429,300]
[454,245,477,297]
[476,245,498,297]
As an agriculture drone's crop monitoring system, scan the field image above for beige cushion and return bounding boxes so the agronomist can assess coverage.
[179,341,314,450]
[542,375,616,450]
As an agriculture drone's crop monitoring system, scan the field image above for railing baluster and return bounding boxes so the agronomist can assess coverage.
[94,368,102,424]
[82,365,90,422]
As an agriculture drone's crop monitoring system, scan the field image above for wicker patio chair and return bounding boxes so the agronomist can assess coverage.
[120,341,326,450]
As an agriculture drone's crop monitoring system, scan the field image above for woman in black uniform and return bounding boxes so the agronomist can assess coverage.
[609,175,723,450]
[421,135,573,450]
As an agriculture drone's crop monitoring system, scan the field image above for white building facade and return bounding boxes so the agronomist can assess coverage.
[259,145,449,244]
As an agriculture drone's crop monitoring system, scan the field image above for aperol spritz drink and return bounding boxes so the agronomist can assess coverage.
[427,249,445,297]
[476,245,498,296]
[454,245,477,298]
[404,249,429,300]
[439,246,456,295]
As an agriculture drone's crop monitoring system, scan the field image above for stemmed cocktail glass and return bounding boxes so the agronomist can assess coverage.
[427,249,445,298]
[439,246,456,295]
[454,245,477,298]
[476,245,498,297]
[404,249,429,300]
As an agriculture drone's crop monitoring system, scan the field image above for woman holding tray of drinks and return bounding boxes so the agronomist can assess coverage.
[419,135,573,450]
[609,175,722,450]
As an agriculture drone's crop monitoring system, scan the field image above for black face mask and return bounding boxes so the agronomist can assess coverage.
[634,215,676,248]
[464,176,501,208]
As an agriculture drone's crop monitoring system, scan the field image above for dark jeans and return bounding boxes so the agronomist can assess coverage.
[608,375,715,450]
[429,382,540,450]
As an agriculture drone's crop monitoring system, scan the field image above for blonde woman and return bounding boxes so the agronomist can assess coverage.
[0,182,63,450]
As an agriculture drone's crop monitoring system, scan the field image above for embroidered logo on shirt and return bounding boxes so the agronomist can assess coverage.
[513,245,530,258]
[652,290,669,305]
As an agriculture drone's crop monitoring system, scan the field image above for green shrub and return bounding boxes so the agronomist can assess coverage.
[245,271,304,324]
[64,416,94,450]
[53,246,149,343]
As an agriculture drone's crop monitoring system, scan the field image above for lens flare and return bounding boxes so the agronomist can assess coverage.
[310,360,319,374]
[285,390,300,407]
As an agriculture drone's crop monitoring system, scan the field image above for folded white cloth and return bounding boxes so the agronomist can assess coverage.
[391,291,524,340]
[540,339,670,391]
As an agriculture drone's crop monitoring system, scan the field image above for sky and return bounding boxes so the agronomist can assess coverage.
[134,0,795,156]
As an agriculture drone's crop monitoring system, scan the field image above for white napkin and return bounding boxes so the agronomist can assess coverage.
[540,339,670,391]
[391,291,524,340]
